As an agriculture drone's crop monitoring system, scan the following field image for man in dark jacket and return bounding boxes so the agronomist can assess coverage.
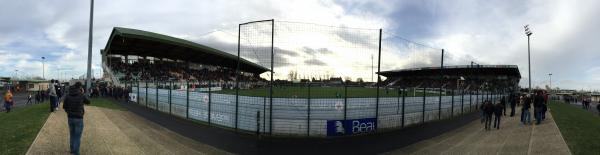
[62,82,90,155]
[533,91,545,125]
[596,103,600,116]
[484,100,494,130]
[493,102,503,129]
[509,93,517,117]
[522,95,532,125]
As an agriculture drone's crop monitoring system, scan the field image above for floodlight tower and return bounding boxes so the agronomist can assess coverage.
[548,73,552,93]
[41,56,45,79]
[85,0,94,96]
[524,25,533,93]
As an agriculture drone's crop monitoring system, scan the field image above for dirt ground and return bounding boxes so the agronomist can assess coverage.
[385,108,571,155]
[26,103,231,155]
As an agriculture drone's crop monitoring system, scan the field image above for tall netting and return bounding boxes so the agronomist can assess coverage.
[239,20,380,136]
[379,33,444,128]
[117,19,513,138]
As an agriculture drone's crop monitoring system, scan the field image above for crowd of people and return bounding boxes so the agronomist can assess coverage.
[480,90,550,130]
[88,83,129,100]
[109,59,262,82]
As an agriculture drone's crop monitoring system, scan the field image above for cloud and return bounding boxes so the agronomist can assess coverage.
[2,0,600,90]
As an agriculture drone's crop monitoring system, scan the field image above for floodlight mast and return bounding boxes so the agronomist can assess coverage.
[524,25,532,94]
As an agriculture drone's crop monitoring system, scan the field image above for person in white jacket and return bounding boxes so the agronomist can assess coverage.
[48,80,58,112]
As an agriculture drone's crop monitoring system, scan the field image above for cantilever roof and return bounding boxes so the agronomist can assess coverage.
[378,65,521,78]
[102,27,268,74]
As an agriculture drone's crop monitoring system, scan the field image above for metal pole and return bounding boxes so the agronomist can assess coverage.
[169,81,172,115]
[208,80,212,125]
[401,88,406,128]
[438,88,442,120]
[42,57,45,79]
[269,19,274,134]
[397,88,401,114]
[186,80,189,119]
[145,81,148,107]
[469,90,473,112]
[307,83,311,136]
[461,88,464,115]
[528,35,531,94]
[344,84,348,120]
[137,80,140,104]
[156,81,158,110]
[476,89,479,108]
[376,28,382,125]
[440,49,444,119]
[451,88,454,117]
[236,23,242,131]
[85,0,94,96]
[422,87,426,123]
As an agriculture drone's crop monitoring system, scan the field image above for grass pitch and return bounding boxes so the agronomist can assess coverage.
[214,86,438,98]
[0,102,50,155]
[549,100,600,155]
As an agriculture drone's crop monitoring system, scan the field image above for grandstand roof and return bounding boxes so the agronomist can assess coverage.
[378,65,521,78]
[102,27,268,74]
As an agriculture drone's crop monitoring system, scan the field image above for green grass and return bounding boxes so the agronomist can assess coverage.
[214,87,438,98]
[88,98,126,110]
[0,102,51,155]
[549,100,600,155]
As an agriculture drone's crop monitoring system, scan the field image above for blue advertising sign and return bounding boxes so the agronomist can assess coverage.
[327,118,377,136]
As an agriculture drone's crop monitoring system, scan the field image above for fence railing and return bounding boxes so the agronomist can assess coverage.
[123,80,508,137]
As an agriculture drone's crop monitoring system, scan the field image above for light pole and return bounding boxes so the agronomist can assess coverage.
[548,73,552,93]
[85,0,94,96]
[15,69,18,80]
[41,57,45,79]
[524,25,533,93]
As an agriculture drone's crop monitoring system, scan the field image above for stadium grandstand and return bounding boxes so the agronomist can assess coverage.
[379,65,521,91]
[101,27,268,88]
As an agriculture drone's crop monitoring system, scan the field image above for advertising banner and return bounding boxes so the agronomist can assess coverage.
[129,93,137,102]
[327,118,376,136]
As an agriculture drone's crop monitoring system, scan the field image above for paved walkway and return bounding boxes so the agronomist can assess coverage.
[385,107,571,155]
[27,103,230,155]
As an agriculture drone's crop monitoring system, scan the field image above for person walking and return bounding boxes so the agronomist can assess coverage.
[4,90,14,113]
[534,91,545,125]
[596,103,600,116]
[509,93,517,117]
[493,101,503,129]
[27,93,33,104]
[48,80,58,112]
[484,100,494,130]
[522,94,532,125]
[63,82,90,155]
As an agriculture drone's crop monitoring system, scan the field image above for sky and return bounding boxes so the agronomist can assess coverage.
[1,0,599,90]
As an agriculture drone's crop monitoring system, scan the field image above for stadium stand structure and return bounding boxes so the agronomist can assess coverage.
[379,65,521,91]
[101,27,268,85]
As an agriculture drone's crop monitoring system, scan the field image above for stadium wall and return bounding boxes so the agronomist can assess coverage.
[129,83,506,137]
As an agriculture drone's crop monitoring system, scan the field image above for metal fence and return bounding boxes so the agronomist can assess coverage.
[125,80,507,137]
[117,19,514,137]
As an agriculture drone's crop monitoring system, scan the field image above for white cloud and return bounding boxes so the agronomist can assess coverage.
[1,0,600,90]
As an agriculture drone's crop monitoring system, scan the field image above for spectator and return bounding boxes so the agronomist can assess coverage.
[522,94,532,125]
[62,82,90,155]
[48,80,58,112]
[4,90,14,113]
[27,92,33,104]
[596,103,600,116]
[534,91,545,125]
[483,100,494,130]
[493,101,503,129]
[509,93,517,117]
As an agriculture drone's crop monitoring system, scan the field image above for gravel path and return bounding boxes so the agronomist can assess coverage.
[385,107,571,155]
[26,103,231,155]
